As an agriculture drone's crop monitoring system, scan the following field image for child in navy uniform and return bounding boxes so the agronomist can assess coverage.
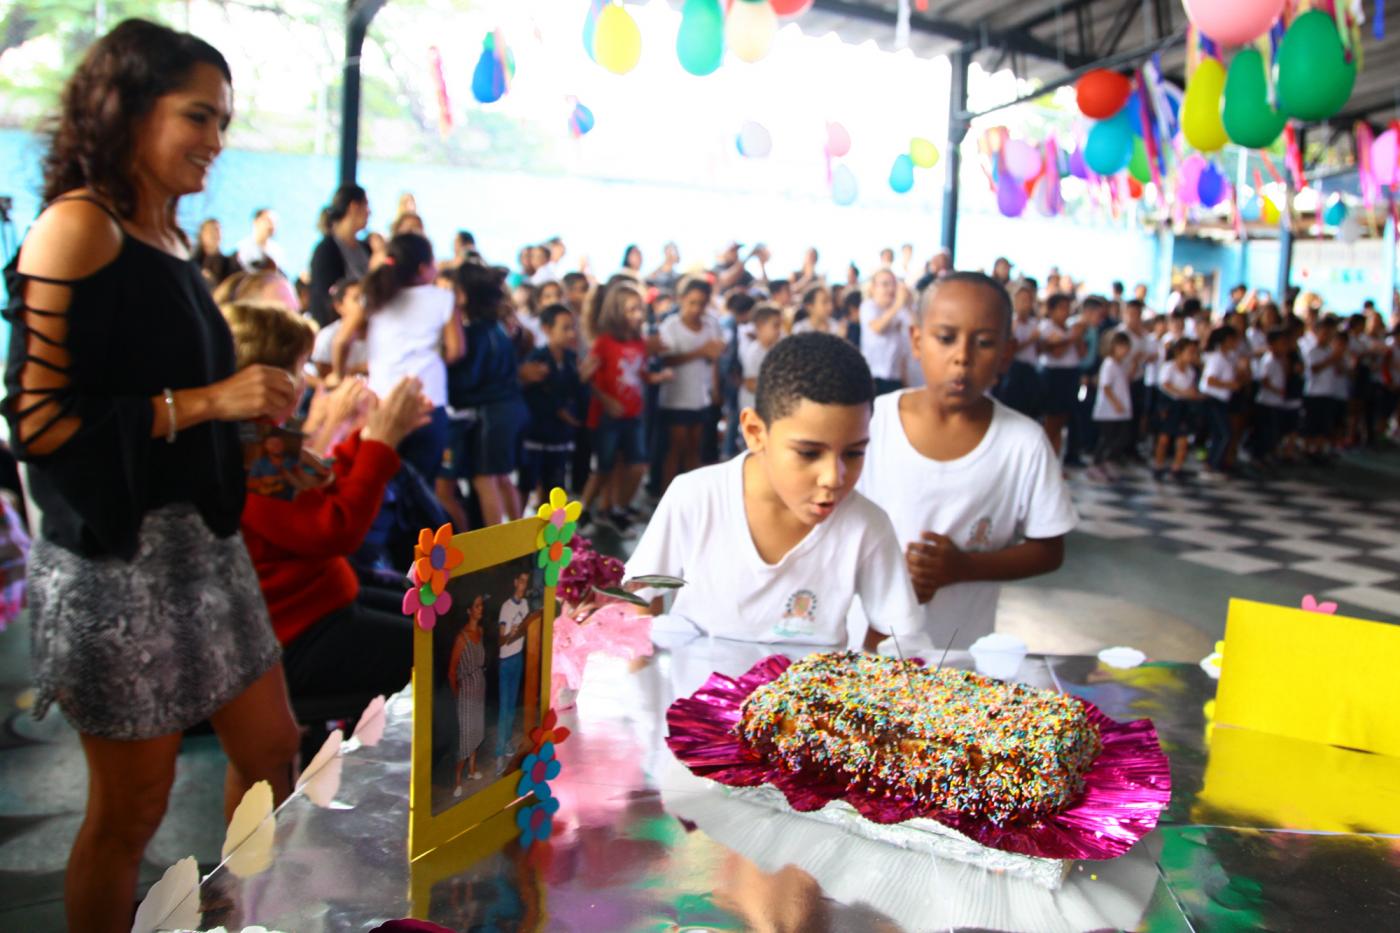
[521,304,592,507]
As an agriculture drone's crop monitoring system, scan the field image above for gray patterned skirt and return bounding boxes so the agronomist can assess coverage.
[28,504,282,740]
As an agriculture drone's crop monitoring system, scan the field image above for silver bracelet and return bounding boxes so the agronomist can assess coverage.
[162,388,178,444]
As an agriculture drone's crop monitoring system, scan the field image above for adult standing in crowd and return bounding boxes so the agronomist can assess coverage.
[308,183,370,326]
[236,206,286,271]
[4,20,300,931]
[191,217,239,285]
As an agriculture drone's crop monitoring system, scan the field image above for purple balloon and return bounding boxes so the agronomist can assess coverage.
[1069,145,1090,180]
[997,171,1028,217]
[1197,161,1226,208]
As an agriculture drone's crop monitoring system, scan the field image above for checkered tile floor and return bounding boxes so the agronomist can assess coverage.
[1066,466,1400,620]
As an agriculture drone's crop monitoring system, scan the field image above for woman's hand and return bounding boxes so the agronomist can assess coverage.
[202,365,298,422]
[362,377,432,448]
[306,376,375,437]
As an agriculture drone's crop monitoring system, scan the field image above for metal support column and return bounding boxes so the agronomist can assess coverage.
[339,0,387,187]
[1276,128,1303,304]
[942,49,969,265]
[1385,208,1397,318]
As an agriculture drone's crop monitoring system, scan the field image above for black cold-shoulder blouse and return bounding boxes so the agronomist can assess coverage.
[2,197,245,560]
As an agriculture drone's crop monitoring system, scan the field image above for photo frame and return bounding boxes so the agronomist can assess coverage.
[408,515,558,860]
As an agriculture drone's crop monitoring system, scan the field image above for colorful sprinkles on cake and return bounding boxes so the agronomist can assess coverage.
[736,651,1102,825]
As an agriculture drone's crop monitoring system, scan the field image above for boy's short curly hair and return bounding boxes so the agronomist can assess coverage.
[754,332,873,425]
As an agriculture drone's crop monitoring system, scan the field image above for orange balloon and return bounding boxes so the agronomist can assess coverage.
[1077,69,1132,120]
[1128,177,1145,199]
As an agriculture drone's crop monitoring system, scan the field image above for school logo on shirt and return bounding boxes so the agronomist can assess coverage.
[965,517,994,552]
[773,589,818,637]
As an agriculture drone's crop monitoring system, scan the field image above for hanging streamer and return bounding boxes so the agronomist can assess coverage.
[1377,1,1386,40]
[428,46,452,136]
[1283,123,1306,190]
[1356,121,1379,209]
[1135,71,1163,192]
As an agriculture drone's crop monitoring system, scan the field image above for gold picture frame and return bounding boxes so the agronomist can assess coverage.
[409,516,555,860]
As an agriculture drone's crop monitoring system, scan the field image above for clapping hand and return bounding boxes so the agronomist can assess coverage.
[905,532,969,604]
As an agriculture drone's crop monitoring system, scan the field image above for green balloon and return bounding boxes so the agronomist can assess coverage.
[1128,137,1151,184]
[1224,48,1286,148]
[1275,10,1356,122]
[677,0,724,76]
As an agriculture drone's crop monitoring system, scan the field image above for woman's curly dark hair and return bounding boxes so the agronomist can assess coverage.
[41,18,231,219]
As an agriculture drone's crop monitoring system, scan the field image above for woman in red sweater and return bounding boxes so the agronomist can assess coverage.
[224,301,431,731]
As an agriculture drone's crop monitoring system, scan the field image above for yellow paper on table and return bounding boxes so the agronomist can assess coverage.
[1214,598,1400,757]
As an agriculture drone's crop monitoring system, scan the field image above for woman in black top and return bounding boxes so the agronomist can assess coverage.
[307,184,371,327]
[4,20,300,931]
[191,216,240,286]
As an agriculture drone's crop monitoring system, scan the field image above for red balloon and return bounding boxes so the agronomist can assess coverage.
[771,0,815,14]
[1076,69,1132,119]
[1128,177,1145,199]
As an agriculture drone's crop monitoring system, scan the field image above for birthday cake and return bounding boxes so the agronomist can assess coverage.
[736,651,1102,825]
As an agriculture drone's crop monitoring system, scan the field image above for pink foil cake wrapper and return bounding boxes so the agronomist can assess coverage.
[664,655,1171,861]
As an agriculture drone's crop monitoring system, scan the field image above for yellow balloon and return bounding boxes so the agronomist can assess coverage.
[910,137,940,168]
[726,0,778,63]
[595,4,642,75]
[1182,58,1228,153]
[1261,197,1281,225]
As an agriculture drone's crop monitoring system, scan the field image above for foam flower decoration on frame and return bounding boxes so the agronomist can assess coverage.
[1301,594,1338,615]
[1199,639,1223,681]
[516,741,563,800]
[529,708,572,750]
[516,797,560,848]
[414,524,462,595]
[536,487,581,586]
[403,564,453,631]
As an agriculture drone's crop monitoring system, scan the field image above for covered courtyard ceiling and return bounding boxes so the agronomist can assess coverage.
[797,0,1400,127]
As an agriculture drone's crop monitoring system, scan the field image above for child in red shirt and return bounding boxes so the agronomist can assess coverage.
[580,283,671,530]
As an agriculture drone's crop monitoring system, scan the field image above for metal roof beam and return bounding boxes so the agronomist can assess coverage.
[810,0,1093,67]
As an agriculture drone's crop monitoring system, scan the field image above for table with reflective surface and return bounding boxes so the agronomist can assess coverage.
[201,637,1400,931]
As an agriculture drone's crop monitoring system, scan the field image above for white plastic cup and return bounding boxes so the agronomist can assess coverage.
[969,633,1029,681]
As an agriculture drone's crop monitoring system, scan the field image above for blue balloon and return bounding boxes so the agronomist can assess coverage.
[1083,113,1133,176]
[471,46,505,104]
[1241,197,1262,222]
[1123,89,1145,137]
[1323,196,1348,226]
[889,154,915,194]
[1198,162,1226,208]
[832,164,858,206]
[583,0,604,62]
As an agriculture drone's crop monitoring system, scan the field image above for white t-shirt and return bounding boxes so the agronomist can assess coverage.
[1305,343,1349,399]
[1246,327,1269,358]
[236,235,286,272]
[738,339,771,412]
[1093,357,1132,421]
[1159,360,1197,399]
[859,299,911,381]
[625,454,922,647]
[498,597,529,658]
[310,319,367,375]
[1011,317,1039,365]
[530,262,561,286]
[1038,319,1081,369]
[658,314,722,410]
[1198,351,1235,402]
[1254,352,1287,407]
[366,284,454,407]
[856,393,1078,650]
[1115,326,1149,381]
[1142,333,1163,386]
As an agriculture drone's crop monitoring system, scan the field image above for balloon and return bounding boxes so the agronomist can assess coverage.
[831,164,858,206]
[726,0,778,63]
[1372,129,1399,187]
[593,4,642,74]
[909,137,939,168]
[1068,145,1090,180]
[1337,213,1362,244]
[736,120,772,158]
[1182,58,1228,152]
[996,170,1027,217]
[1222,48,1286,148]
[1084,114,1134,176]
[1127,177,1144,199]
[1122,88,1145,137]
[1276,11,1357,122]
[677,0,725,76]
[583,0,605,62]
[888,153,915,194]
[1035,168,1062,216]
[1197,161,1226,207]
[1260,197,1281,225]
[1240,196,1262,222]
[471,39,507,104]
[770,0,813,14]
[1179,153,1206,198]
[1323,195,1348,226]
[1003,140,1043,180]
[1128,137,1151,184]
[1076,69,1132,119]
[1182,0,1285,46]
[568,100,595,138]
[826,122,851,158]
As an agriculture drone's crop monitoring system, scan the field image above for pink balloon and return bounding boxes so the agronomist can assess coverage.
[997,171,1027,217]
[1178,154,1206,205]
[1372,129,1399,188]
[826,122,851,158]
[1003,140,1043,181]
[1182,0,1285,46]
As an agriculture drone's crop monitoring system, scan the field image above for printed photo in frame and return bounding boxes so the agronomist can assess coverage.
[409,516,555,860]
